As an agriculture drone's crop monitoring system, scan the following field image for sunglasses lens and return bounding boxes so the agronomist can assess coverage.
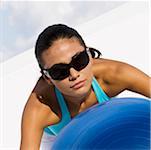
[48,64,69,80]
[72,50,89,71]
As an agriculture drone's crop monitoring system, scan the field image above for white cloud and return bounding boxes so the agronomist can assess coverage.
[6,1,74,32]
[6,1,125,32]
[14,35,36,50]
[1,1,125,62]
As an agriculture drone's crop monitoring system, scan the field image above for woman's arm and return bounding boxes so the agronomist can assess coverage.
[20,112,43,150]
[102,60,151,98]
[20,93,57,150]
[118,62,150,97]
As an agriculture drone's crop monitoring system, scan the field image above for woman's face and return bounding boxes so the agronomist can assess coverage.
[41,37,94,99]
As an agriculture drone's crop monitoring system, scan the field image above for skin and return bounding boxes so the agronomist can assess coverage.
[20,38,151,149]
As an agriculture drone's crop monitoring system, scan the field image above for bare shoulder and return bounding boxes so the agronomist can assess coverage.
[22,93,59,128]
[32,76,62,115]
[20,93,56,149]
[22,76,60,129]
[92,58,126,97]
[92,58,124,81]
[20,77,60,148]
[92,58,148,81]
[92,58,150,97]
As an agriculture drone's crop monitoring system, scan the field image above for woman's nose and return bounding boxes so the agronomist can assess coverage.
[69,67,80,81]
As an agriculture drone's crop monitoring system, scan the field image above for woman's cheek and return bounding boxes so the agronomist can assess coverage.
[56,80,70,92]
[83,63,93,77]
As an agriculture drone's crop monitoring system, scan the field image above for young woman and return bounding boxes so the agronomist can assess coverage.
[20,24,150,149]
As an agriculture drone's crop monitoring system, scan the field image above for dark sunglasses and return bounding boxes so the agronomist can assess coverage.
[42,48,90,80]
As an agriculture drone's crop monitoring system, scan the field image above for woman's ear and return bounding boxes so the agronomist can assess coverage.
[89,54,93,65]
[42,74,53,85]
[87,50,93,65]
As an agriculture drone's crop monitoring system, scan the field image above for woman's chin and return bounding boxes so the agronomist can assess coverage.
[71,83,91,97]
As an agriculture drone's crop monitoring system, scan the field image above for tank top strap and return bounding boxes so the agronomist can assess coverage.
[92,77,110,103]
[54,87,71,118]
[44,87,71,135]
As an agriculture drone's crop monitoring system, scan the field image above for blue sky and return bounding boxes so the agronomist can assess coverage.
[0,1,125,62]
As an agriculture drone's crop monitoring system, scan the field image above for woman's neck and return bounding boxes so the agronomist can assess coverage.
[63,88,92,107]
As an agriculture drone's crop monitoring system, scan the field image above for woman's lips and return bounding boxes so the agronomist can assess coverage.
[71,80,86,89]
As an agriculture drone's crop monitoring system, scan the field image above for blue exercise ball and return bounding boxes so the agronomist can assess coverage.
[52,97,150,150]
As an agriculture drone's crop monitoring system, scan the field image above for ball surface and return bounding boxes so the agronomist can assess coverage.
[52,97,150,150]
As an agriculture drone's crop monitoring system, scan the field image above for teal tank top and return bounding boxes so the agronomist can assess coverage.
[44,76,110,135]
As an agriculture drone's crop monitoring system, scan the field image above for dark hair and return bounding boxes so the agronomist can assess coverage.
[35,24,101,70]
[89,47,102,59]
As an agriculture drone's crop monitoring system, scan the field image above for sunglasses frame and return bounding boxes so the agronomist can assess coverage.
[42,47,90,80]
